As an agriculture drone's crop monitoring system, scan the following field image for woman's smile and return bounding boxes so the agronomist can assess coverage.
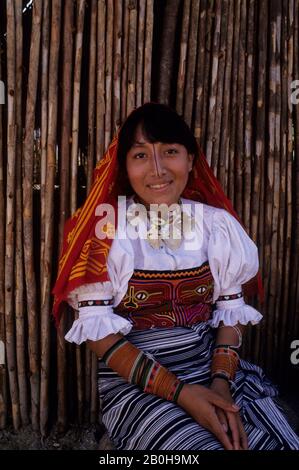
[147,181,173,191]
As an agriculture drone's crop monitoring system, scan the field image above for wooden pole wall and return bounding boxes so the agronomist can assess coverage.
[0,0,298,433]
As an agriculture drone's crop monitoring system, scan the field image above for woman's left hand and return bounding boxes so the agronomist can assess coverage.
[210,378,248,450]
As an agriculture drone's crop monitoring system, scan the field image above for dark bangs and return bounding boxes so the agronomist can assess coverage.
[117,102,198,168]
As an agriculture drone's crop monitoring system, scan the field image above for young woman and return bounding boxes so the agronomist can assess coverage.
[53,103,299,450]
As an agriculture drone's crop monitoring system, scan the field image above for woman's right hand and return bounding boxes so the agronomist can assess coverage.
[177,383,240,450]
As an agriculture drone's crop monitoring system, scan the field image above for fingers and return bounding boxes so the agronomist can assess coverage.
[238,418,248,450]
[226,411,241,450]
[208,409,234,450]
[210,392,239,413]
[216,408,229,433]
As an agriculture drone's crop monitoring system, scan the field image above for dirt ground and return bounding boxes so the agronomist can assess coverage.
[0,424,104,450]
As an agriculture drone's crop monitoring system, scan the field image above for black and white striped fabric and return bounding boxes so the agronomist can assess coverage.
[98,322,299,450]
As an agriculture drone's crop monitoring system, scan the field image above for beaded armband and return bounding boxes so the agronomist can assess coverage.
[102,337,184,403]
[211,345,240,383]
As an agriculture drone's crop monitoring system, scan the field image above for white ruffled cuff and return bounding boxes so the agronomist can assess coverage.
[209,303,263,328]
[65,309,133,345]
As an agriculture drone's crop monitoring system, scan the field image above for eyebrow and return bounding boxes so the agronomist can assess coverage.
[132,141,147,147]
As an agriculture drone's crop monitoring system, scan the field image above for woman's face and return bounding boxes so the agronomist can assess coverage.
[126,126,194,206]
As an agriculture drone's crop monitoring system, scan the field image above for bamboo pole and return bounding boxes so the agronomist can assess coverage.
[23,0,42,431]
[0,10,7,430]
[206,0,221,167]
[264,1,281,374]
[136,0,145,108]
[227,0,240,219]
[71,0,86,425]
[184,0,200,128]
[234,0,246,220]
[157,0,180,104]
[241,0,255,357]
[56,0,74,433]
[278,0,294,379]
[252,0,268,364]
[269,0,282,376]
[39,0,51,435]
[121,0,130,123]
[218,0,234,192]
[42,0,61,432]
[87,0,96,202]
[96,0,106,161]
[210,0,228,177]
[90,350,98,423]
[71,0,85,212]
[15,0,29,427]
[40,0,49,296]
[193,0,209,143]
[284,0,299,384]
[274,0,287,376]
[104,0,113,149]
[5,0,20,431]
[252,0,267,246]
[143,0,154,104]
[243,0,254,233]
[199,0,214,147]
[127,0,137,114]
[86,0,97,421]
[228,0,241,201]
[176,0,191,116]
[113,0,122,129]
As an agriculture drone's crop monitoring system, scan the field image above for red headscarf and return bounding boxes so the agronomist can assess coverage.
[52,134,263,325]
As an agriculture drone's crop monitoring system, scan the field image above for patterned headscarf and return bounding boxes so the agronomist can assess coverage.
[52,129,263,325]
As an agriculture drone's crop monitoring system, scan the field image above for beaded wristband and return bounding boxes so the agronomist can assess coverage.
[211,345,240,382]
[210,372,230,383]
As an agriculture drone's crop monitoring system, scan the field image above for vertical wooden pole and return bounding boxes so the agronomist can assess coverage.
[143,0,153,104]
[0,1,7,430]
[176,0,191,116]
[127,0,137,114]
[42,0,61,430]
[218,0,234,192]
[6,0,20,431]
[23,0,42,432]
[15,0,29,427]
[156,0,180,104]
[56,0,74,433]
[104,0,113,149]
[71,0,86,425]
[113,0,122,129]
[96,0,106,160]
[136,0,145,108]
[210,0,228,176]
[86,0,97,422]
[183,0,200,128]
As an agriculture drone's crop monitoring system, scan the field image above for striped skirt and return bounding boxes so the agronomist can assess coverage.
[98,322,299,450]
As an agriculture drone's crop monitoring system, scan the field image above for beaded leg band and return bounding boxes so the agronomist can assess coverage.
[102,337,184,403]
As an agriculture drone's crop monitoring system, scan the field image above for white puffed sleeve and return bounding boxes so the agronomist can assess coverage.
[65,232,135,345]
[208,209,263,328]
